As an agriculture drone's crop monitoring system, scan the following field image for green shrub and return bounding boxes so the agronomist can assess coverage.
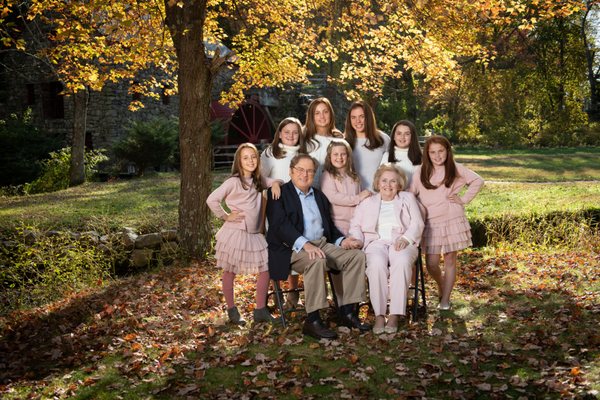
[23,147,108,194]
[0,110,63,186]
[0,228,113,314]
[113,117,178,175]
[471,208,600,251]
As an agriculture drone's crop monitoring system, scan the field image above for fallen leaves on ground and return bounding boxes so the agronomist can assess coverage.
[0,250,598,398]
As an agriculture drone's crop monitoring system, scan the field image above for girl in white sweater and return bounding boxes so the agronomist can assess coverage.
[381,120,422,186]
[260,117,306,308]
[261,117,305,182]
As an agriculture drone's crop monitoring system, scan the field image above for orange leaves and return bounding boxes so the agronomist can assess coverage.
[124,333,137,341]
[14,0,174,96]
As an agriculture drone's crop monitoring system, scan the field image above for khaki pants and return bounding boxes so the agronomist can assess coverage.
[290,237,366,314]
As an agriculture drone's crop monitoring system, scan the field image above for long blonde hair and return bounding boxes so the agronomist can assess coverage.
[323,140,359,182]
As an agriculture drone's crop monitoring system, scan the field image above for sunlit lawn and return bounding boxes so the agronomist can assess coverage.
[455,147,600,182]
[1,249,598,399]
[1,147,599,232]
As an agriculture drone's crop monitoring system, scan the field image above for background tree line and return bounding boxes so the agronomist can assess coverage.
[370,2,600,147]
[1,0,598,259]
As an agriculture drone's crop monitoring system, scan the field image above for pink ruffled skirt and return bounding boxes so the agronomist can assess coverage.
[214,226,268,274]
[422,215,472,255]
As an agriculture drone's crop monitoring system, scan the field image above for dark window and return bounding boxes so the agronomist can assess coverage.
[26,84,35,105]
[42,81,64,119]
[131,81,142,101]
[85,131,94,150]
[161,87,170,105]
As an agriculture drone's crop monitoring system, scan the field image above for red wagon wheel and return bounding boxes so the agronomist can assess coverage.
[227,101,272,144]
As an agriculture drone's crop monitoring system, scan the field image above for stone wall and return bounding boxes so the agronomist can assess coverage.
[15,227,181,270]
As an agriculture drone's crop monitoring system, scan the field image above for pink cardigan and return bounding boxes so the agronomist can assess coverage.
[206,176,277,234]
[348,192,424,250]
[409,163,484,223]
[320,171,363,235]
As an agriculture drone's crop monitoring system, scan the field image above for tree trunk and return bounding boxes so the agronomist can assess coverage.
[165,0,214,259]
[582,2,600,122]
[69,88,88,186]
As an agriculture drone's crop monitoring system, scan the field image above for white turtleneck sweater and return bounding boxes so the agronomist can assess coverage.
[380,147,418,186]
[260,143,300,182]
[353,132,390,190]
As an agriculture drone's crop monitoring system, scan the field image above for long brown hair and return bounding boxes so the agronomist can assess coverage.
[323,140,359,182]
[387,120,422,165]
[231,143,264,191]
[420,135,457,189]
[344,100,384,150]
[304,97,343,152]
[266,117,306,159]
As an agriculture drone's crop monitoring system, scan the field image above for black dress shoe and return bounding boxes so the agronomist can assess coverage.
[339,313,372,332]
[302,320,338,339]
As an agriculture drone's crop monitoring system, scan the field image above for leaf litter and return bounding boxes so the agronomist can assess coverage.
[0,250,598,398]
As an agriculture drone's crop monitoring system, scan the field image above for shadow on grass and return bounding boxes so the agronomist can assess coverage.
[1,250,598,399]
[0,277,143,384]
[0,262,220,388]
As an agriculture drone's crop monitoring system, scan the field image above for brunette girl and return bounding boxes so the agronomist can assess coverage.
[409,136,484,310]
[382,120,422,186]
[261,117,306,182]
[260,118,305,308]
[206,143,281,324]
[344,100,390,190]
[303,97,345,186]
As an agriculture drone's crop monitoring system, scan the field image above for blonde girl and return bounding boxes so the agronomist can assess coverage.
[409,136,483,310]
[320,140,371,235]
[206,143,281,324]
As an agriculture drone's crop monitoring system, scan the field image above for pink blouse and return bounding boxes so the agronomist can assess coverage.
[409,163,484,223]
[320,171,363,235]
[206,176,276,234]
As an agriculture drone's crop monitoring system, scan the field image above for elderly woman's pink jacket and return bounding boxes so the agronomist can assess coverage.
[348,192,424,250]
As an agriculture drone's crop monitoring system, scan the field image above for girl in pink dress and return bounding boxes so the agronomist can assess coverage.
[320,140,371,235]
[409,136,484,310]
[206,143,281,324]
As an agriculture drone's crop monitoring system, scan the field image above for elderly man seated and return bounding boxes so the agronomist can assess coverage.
[266,154,370,339]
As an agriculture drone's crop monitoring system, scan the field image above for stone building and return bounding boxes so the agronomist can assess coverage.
[0,50,350,170]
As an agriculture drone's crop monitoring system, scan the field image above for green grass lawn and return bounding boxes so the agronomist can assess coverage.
[1,147,599,233]
[0,173,180,233]
[455,146,600,182]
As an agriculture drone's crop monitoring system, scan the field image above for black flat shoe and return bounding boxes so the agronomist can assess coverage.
[339,313,371,332]
[302,320,338,339]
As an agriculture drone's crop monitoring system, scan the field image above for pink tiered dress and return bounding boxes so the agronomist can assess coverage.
[206,176,274,274]
[409,163,484,255]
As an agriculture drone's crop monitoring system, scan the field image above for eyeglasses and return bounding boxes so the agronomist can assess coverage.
[293,166,316,176]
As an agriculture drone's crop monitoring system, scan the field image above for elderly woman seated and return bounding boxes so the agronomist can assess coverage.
[348,164,424,334]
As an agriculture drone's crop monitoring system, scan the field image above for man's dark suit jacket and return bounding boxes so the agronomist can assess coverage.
[266,181,344,281]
